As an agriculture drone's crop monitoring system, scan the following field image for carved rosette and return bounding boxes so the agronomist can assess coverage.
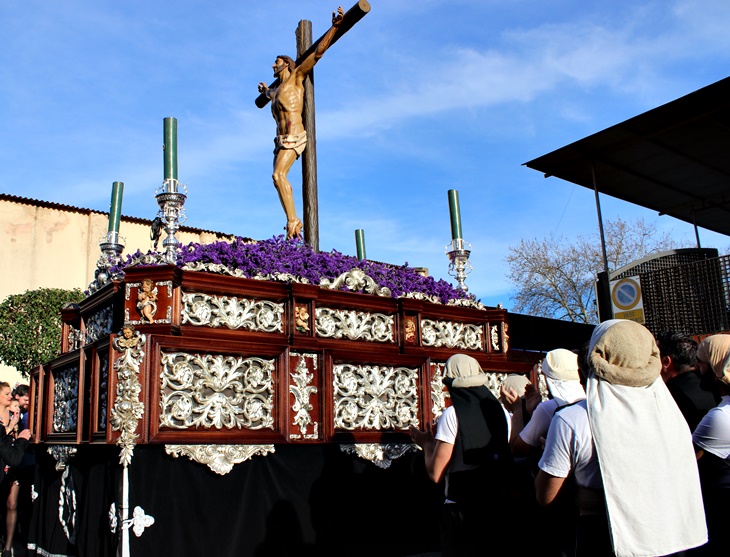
[52,366,79,433]
[110,329,147,467]
[340,443,419,469]
[124,281,173,325]
[315,308,394,343]
[289,353,319,440]
[159,353,275,430]
[165,444,275,475]
[421,319,483,350]
[180,291,283,333]
[319,268,392,297]
[85,306,113,345]
[333,364,419,430]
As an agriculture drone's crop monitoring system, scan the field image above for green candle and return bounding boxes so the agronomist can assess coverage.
[355,229,366,260]
[108,181,124,233]
[163,117,178,181]
[447,189,463,240]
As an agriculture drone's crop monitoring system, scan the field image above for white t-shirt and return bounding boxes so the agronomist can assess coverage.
[538,400,602,489]
[519,399,559,447]
[692,395,730,459]
[435,405,458,445]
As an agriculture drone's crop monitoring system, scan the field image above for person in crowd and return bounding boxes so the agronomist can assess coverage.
[0,382,30,557]
[503,348,584,458]
[656,331,718,431]
[10,386,28,432]
[409,354,511,556]
[536,320,706,557]
[691,334,730,557]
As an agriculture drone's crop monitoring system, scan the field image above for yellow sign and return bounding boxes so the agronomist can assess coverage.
[610,276,645,324]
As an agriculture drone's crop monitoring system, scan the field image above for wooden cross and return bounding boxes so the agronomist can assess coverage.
[256,1,370,250]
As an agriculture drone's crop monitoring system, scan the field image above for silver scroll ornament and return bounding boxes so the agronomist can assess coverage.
[180,291,284,333]
[165,444,276,475]
[421,319,483,350]
[333,364,419,430]
[315,308,394,343]
[289,353,319,440]
[159,353,275,430]
[319,268,392,297]
[340,443,420,469]
[110,329,147,466]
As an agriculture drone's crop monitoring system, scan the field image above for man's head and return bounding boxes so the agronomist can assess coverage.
[12,384,29,413]
[273,55,296,76]
[655,331,698,382]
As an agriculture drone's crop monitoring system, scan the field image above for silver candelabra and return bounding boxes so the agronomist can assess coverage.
[445,238,472,292]
[155,178,187,264]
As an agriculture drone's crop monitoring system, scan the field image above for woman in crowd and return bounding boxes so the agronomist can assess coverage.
[0,382,23,557]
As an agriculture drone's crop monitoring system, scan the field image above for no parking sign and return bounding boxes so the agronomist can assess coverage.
[610,276,645,323]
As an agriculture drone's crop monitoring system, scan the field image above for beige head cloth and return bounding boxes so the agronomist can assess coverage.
[588,319,661,387]
[500,374,530,397]
[697,334,730,386]
[444,354,488,388]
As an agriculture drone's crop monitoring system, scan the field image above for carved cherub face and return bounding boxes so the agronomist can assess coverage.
[141,279,153,292]
[122,326,134,339]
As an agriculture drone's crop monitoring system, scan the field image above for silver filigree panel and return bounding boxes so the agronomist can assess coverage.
[85,306,113,345]
[333,364,419,430]
[490,325,500,351]
[165,444,275,475]
[290,353,319,440]
[421,319,483,350]
[52,366,78,433]
[159,353,275,430]
[315,308,394,343]
[110,330,146,466]
[180,291,283,333]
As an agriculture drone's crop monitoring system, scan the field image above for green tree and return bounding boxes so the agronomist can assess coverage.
[506,217,685,323]
[0,288,84,377]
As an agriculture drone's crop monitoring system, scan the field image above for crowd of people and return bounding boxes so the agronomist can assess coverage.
[0,382,32,557]
[410,321,729,557]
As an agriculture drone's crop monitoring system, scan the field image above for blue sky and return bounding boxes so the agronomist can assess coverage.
[2,0,729,308]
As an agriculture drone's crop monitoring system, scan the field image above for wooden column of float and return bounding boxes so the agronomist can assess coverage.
[30,265,536,453]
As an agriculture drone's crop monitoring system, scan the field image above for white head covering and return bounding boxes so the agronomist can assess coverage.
[444,354,488,388]
[541,348,584,406]
[586,319,706,556]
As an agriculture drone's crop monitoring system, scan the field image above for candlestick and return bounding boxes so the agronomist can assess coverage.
[355,229,366,260]
[108,181,124,233]
[163,117,178,181]
[447,189,463,240]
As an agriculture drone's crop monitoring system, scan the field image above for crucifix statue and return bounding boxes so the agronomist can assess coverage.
[256,1,370,246]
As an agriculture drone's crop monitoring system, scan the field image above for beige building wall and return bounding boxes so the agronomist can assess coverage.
[0,193,233,380]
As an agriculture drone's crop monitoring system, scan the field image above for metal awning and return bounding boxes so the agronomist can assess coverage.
[524,76,730,237]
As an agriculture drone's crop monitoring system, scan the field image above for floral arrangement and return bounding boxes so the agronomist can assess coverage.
[113,235,479,306]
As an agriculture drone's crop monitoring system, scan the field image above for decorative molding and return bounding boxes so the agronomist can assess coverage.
[319,268,392,297]
[490,324,500,351]
[110,327,147,467]
[181,261,312,285]
[289,353,319,440]
[52,366,78,433]
[85,305,113,345]
[124,281,173,325]
[315,308,394,343]
[159,353,275,430]
[47,445,78,471]
[333,364,419,430]
[180,291,283,333]
[165,444,275,475]
[340,443,419,469]
[421,319,483,350]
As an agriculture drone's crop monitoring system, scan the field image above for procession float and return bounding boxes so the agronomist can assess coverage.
[23,3,592,556]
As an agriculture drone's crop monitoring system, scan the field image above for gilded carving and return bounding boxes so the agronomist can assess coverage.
[159,353,275,430]
[289,353,318,439]
[333,364,419,430]
[404,317,417,343]
[180,291,284,333]
[421,319,483,350]
[136,278,158,323]
[316,308,394,343]
[294,304,310,333]
[110,325,146,466]
[165,444,275,475]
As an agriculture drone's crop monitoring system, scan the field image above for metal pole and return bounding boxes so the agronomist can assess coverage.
[592,164,610,277]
